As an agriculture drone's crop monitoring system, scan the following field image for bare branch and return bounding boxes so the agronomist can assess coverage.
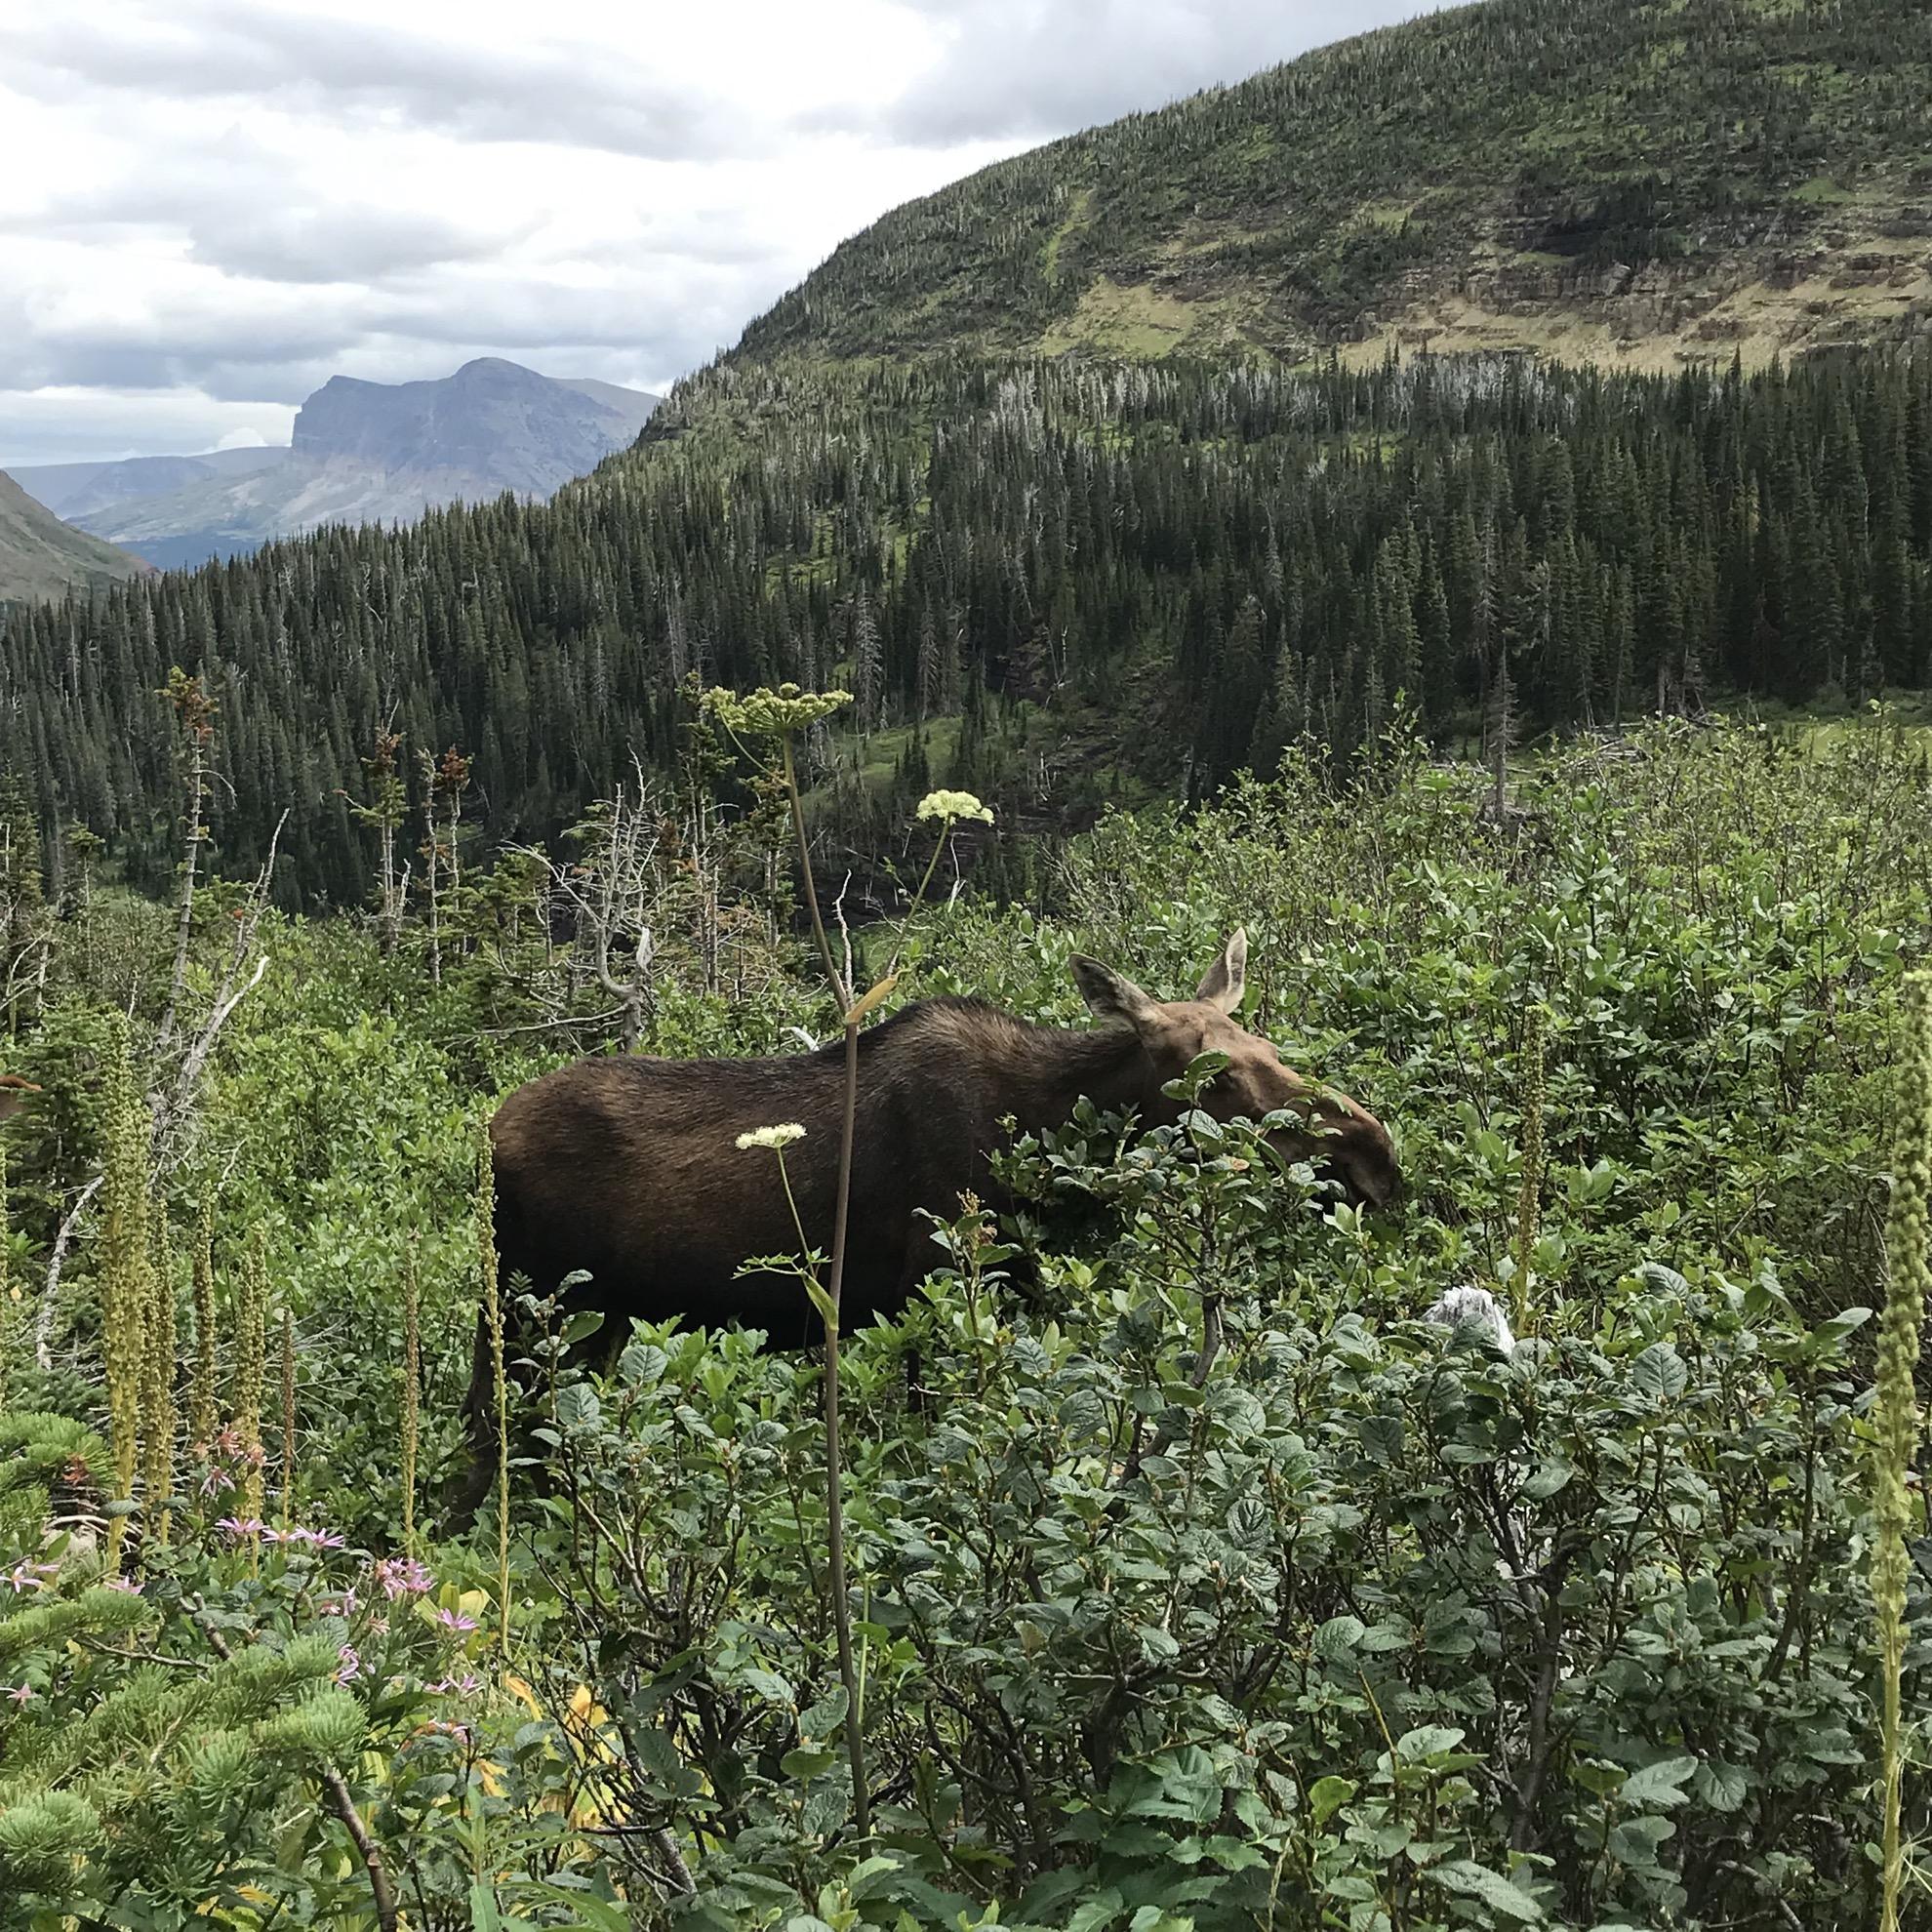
[36,1174,104,1369]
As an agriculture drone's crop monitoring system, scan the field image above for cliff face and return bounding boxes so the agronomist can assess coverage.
[291,358,659,497]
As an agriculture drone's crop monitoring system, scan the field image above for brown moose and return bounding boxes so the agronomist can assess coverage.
[448,931,1397,1522]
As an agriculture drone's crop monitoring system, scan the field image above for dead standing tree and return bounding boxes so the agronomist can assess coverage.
[342,726,409,957]
[419,745,472,987]
[517,762,678,1055]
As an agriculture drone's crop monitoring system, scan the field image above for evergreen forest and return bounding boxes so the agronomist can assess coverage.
[5,347,1932,911]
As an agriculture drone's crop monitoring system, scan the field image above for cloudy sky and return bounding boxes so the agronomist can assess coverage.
[0,0,1444,468]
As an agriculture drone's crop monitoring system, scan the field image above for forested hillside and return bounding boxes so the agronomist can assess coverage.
[6,347,1930,906]
[742,0,1932,368]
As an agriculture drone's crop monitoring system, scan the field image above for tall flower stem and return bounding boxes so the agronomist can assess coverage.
[478,1118,511,1656]
[781,733,850,1010]
[1875,970,1931,1932]
[709,689,988,1843]
[778,728,868,1835]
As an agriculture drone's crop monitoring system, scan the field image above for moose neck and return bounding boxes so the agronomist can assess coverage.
[997,1016,1157,1139]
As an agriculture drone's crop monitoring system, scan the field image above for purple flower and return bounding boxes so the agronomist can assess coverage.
[432,1607,479,1636]
[102,1575,143,1595]
[372,1556,435,1600]
[266,1526,346,1550]
[336,1645,363,1684]
[4,1561,56,1594]
[319,1589,360,1618]
[216,1516,266,1540]
[5,1683,34,1706]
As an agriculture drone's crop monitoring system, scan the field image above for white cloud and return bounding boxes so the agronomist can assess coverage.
[0,0,1452,466]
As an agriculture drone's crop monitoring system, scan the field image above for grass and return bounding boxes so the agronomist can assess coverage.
[1036,277,1247,359]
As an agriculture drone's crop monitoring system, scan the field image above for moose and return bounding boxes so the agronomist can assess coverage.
[448,931,1398,1522]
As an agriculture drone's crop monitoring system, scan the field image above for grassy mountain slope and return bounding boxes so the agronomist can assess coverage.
[736,0,1932,371]
[0,471,148,605]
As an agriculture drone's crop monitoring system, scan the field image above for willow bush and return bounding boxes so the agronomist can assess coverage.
[0,717,1925,1927]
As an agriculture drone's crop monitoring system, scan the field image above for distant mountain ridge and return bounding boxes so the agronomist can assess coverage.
[0,472,149,605]
[5,358,661,574]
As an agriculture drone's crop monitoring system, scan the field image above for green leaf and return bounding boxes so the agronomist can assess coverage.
[1630,1343,1687,1403]
[1065,1887,1126,1932]
[1308,1776,1355,1828]
[1137,1623,1181,1663]
[1429,1859,1544,1921]
[1394,1724,1468,1763]
[1313,1615,1365,1659]
[558,1308,606,1347]
[1517,1459,1575,1502]
[1619,1754,1698,1807]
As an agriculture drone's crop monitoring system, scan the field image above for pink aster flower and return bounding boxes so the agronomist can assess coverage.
[102,1575,143,1595]
[266,1526,346,1550]
[372,1556,434,1600]
[432,1607,478,1636]
[4,1561,56,1593]
[217,1516,266,1540]
[5,1683,34,1705]
[336,1645,363,1684]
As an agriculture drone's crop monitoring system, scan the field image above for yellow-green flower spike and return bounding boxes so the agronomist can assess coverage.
[1875,970,1932,1932]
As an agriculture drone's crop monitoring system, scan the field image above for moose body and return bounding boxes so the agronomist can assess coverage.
[450,933,1398,1522]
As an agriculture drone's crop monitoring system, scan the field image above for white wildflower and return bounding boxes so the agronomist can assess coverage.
[915,788,993,825]
[737,1123,807,1152]
[1424,1285,1517,1356]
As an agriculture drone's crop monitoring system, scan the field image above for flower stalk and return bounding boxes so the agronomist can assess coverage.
[402,1234,422,1556]
[98,1036,151,1566]
[1875,970,1931,1932]
[478,1117,510,1655]
[1510,1003,1547,1336]
[705,688,995,1843]
[188,1202,217,1452]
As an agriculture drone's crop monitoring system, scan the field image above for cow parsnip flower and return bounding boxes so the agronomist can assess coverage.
[916,788,993,825]
[737,1123,807,1151]
[704,684,852,738]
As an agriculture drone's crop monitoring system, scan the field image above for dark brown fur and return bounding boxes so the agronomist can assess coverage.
[447,934,1397,1522]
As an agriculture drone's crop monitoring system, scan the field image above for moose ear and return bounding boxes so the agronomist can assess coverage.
[1071,955,1162,1031]
[1194,927,1248,1015]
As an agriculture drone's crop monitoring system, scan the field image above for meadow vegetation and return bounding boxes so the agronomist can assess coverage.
[0,711,1928,1928]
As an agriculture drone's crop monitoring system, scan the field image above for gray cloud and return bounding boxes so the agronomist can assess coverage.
[11,3,745,163]
[865,0,1446,145]
[0,0,1457,466]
